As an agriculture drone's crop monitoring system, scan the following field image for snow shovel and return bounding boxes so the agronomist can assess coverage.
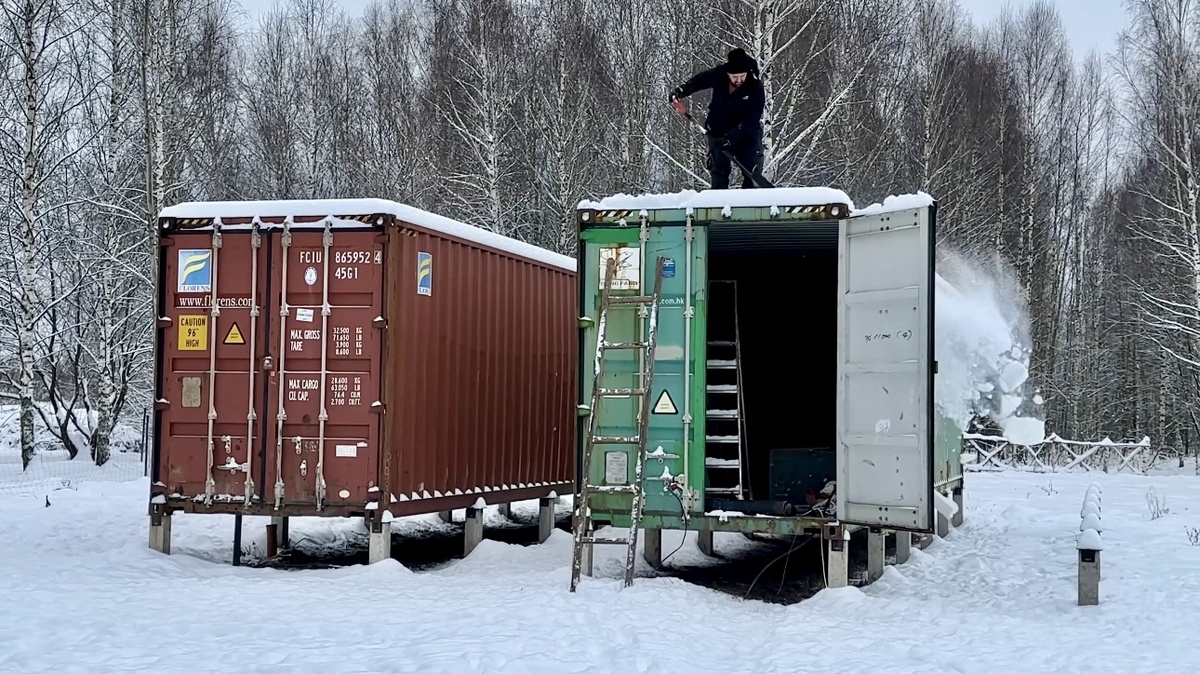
[670,100,776,189]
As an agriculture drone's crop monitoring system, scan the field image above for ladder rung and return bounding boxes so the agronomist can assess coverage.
[706,463,741,469]
[591,436,639,444]
[707,360,737,369]
[708,340,735,346]
[580,536,631,545]
[610,295,656,305]
[706,487,742,494]
[709,409,738,418]
[599,388,646,396]
[588,484,640,494]
[603,341,649,350]
[707,385,738,392]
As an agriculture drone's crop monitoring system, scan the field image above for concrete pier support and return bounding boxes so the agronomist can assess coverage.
[537,497,555,544]
[643,528,662,569]
[867,528,886,582]
[368,520,392,564]
[148,511,172,555]
[824,523,849,588]
[937,509,951,538]
[1078,548,1101,606]
[952,486,965,527]
[894,531,912,564]
[464,507,484,557]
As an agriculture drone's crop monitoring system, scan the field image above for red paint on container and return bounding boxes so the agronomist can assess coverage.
[151,200,577,521]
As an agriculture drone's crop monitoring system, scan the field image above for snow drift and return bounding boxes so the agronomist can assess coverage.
[934,248,1044,445]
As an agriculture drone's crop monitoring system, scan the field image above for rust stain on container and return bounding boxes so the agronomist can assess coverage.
[151,201,577,521]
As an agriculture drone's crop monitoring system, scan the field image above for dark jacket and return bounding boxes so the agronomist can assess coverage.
[674,66,765,144]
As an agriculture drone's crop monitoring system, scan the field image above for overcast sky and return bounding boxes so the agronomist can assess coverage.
[237,0,1130,64]
[960,0,1129,63]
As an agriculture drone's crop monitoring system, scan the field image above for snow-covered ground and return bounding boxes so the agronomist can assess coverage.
[3,469,1200,672]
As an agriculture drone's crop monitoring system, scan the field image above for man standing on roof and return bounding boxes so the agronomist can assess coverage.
[670,48,768,190]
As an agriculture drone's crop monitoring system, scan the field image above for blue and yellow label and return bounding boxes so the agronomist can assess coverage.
[416,251,432,296]
[178,249,212,293]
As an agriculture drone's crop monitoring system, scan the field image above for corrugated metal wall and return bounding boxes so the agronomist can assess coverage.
[386,222,576,510]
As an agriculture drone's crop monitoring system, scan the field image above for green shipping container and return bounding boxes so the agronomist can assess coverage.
[573,189,963,539]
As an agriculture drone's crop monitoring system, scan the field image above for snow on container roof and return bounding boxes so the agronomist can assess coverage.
[158,197,576,272]
[576,187,856,212]
[850,191,935,217]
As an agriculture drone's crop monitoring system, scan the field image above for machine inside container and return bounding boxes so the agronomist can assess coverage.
[704,218,839,513]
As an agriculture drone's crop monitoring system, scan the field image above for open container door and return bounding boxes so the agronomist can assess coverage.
[835,200,936,532]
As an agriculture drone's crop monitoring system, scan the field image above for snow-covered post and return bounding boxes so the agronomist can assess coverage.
[365,497,393,564]
[934,489,959,538]
[1077,482,1103,606]
[464,498,486,557]
[538,494,556,544]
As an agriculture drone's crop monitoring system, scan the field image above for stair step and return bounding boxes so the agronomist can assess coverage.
[599,388,646,396]
[708,409,738,418]
[705,487,742,494]
[706,435,740,443]
[707,384,738,392]
[706,359,737,369]
[705,458,741,467]
[708,340,736,346]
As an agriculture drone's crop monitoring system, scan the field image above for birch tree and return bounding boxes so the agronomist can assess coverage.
[527,0,613,253]
[0,0,97,469]
[1115,0,1200,393]
[432,0,532,234]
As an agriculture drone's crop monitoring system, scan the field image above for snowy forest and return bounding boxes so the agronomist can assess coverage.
[0,0,1196,467]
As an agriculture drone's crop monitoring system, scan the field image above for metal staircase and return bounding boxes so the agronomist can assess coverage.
[570,255,666,591]
[704,280,747,500]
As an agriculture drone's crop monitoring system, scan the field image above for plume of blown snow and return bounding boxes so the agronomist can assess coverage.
[935,247,1045,445]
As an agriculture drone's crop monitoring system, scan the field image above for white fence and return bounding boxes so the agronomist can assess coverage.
[963,433,1181,474]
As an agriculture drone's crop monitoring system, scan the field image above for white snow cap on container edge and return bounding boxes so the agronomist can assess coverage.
[851,191,936,216]
[158,197,577,273]
[576,186,856,212]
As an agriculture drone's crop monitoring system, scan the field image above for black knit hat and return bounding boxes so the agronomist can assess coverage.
[726,48,759,76]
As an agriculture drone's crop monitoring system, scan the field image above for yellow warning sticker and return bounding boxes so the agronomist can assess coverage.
[224,322,245,345]
[178,315,208,351]
[652,390,677,415]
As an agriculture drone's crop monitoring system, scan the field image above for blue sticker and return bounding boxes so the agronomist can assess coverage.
[662,258,676,278]
[416,251,432,296]
[178,249,212,293]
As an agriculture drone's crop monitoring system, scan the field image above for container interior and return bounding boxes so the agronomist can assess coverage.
[704,218,839,510]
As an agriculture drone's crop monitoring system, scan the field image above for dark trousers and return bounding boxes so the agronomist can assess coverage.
[707,130,765,189]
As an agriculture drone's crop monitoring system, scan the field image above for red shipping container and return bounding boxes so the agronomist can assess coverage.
[149,198,577,533]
